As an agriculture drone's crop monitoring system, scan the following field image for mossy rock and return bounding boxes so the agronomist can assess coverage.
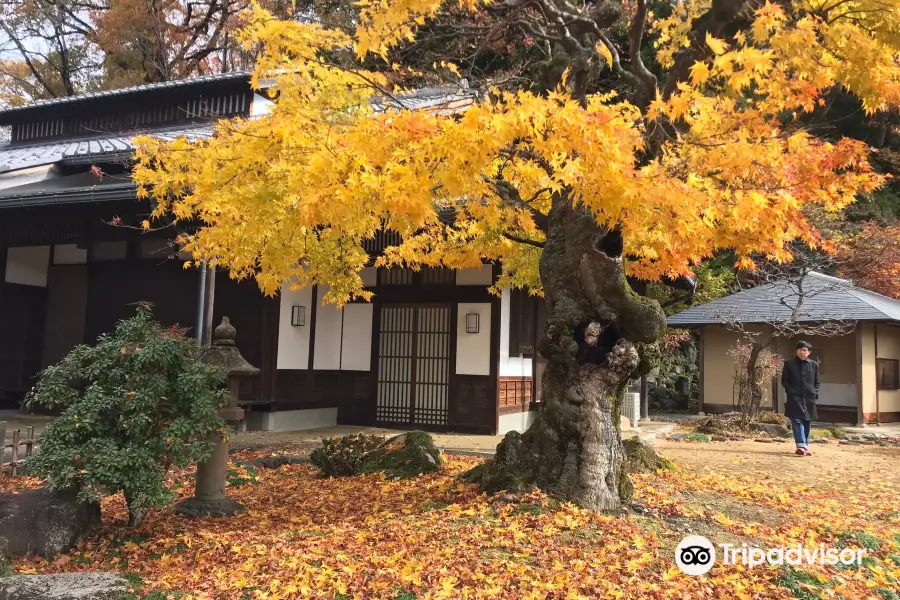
[757,412,791,427]
[750,422,791,438]
[696,417,726,435]
[459,430,533,495]
[622,436,676,473]
[359,431,442,479]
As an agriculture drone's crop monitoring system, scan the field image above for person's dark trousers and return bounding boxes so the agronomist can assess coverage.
[791,418,811,450]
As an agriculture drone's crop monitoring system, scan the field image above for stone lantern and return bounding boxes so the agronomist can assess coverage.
[175,316,259,517]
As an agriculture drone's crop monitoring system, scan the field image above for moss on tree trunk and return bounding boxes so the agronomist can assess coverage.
[465,200,667,510]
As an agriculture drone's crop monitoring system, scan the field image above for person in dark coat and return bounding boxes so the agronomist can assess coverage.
[781,340,820,456]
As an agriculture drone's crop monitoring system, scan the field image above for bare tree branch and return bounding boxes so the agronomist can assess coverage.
[481,173,550,232]
[628,0,658,103]
[0,20,61,97]
[502,232,545,248]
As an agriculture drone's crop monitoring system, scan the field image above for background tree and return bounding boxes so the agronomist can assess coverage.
[0,0,266,104]
[837,222,900,300]
[25,305,229,526]
[134,0,900,510]
[0,0,94,104]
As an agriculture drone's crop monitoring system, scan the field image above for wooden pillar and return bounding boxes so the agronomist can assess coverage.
[855,326,865,426]
[202,266,216,348]
[698,327,706,415]
[640,374,649,420]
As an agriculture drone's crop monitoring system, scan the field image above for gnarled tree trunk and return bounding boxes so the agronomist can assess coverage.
[466,199,667,510]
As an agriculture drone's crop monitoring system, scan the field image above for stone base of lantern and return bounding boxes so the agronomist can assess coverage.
[174,496,246,518]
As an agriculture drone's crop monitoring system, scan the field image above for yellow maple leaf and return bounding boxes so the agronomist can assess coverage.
[595,41,614,69]
[706,32,728,55]
[690,61,711,85]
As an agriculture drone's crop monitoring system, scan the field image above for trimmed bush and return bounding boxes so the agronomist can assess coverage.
[24,305,229,526]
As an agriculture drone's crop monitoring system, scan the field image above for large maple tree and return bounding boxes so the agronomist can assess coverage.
[134,0,900,510]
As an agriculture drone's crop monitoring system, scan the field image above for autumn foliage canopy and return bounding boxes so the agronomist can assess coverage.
[133,0,900,304]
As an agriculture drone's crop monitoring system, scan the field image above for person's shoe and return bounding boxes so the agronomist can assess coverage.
[802,448,811,456]
[795,448,805,456]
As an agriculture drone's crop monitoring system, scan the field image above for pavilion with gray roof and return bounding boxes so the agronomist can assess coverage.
[668,272,900,424]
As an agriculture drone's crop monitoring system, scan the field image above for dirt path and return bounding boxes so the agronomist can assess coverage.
[654,437,900,489]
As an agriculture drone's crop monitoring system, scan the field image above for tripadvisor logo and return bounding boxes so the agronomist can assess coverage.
[676,536,716,576]
[675,536,867,575]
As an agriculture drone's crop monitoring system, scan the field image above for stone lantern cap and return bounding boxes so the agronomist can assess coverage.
[202,317,261,377]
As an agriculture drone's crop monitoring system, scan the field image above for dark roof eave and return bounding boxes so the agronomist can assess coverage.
[0,183,137,208]
[60,152,134,167]
[0,71,252,123]
[667,318,900,328]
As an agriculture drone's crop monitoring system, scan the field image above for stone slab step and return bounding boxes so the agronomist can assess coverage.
[621,428,658,445]
[441,427,656,457]
[0,573,128,600]
[636,421,676,438]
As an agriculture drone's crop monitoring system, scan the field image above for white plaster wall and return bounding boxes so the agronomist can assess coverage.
[818,383,858,407]
[250,92,275,117]
[456,302,491,376]
[5,246,50,287]
[0,165,56,191]
[498,410,536,435]
[341,303,373,371]
[313,286,343,370]
[456,265,493,286]
[499,288,532,377]
[278,283,377,372]
[276,285,313,369]
[53,244,87,265]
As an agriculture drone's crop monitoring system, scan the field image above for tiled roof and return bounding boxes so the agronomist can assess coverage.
[0,71,250,118]
[0,125,213,173]
[667,271,900,326]
[0,84,475,174]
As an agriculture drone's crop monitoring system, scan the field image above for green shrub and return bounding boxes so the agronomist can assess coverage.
[226,460,260,488]
[687,433,710,443]
[775,567,831,600]
[309,433,385,477]
[837,531,882,552]
[828,425,848,439]
[810,429,831,440]
[25,305,229,526]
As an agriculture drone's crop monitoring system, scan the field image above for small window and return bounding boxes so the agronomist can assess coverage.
[878,358,900,390]
[509,289,536,358]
